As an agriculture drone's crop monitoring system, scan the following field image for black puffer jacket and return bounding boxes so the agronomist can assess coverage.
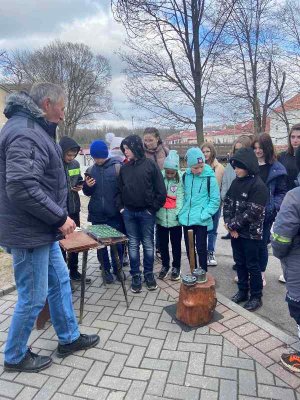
[223,148,268,240]
[0,91,68,248]
[59,136,82,215]
[116,135,167,213]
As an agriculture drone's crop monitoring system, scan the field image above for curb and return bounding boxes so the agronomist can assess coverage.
[0,283,16,298]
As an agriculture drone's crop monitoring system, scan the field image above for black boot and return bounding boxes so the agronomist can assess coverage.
[4,348,52,373]
[231,291,248,304]
[243,297,262,312]
[56,334,100,358]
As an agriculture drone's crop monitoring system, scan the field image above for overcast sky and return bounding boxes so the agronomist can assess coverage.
[0,0,141,129]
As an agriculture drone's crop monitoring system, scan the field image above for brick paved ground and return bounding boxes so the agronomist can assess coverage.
[1,250,300,400]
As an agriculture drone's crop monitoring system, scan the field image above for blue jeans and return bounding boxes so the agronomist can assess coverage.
[5,242,80,364]
[94,217,124,273]
[122,209,155,276]
[207,207,221,253]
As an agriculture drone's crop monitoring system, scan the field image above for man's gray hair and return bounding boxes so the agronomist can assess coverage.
[30,82,66,107]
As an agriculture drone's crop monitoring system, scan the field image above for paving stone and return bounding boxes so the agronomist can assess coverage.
[258,384,296,400]
[0,379,23,398]
[99,376,132,391]
[125,310,149,319]
[233,322,260,337]
[59,368,87,394]
[127,318,145,335]
[123,333,150,347]
[222,355,254,370]
[266,346,288,363]
[109,323,129,342]
[105,354,128,377]
[219,379,237,400]
[104,340,133,355]
[157,322,182,333]
[208,322,228,334]
[145,338,164,358]
[146,370,168,396]
[168,361,187,385]
[222,331,249,350]
[188,352,205,375]
[223,316,248,330]
[256,363,275,385]
[121,366,152,381]
[180,330,195,343]
[51,394,86,400]
[206,345,222,366]
[164,383,200,400]
[33,377,63,400]
[14,371,49,388]
[83,361,108,385]
[177,342,207,353]
[109,314,134,325]
[164,332,180,350]
[144,312,160,328]
[144,292,158,305]
[40,363,72,379]
[244,330,270,345]
[126,346,146,368]
[255,337,284,353]
[223,340,238,357]
[141,357,171,371]
[205,365,237,381]
[107,392,126,400]
[200,389,218,400]
[185,374,219,390]
[243,346,274,368]
[194,334,223,345]
[124,380,147,400]
[160,349,189,361]
[15,387,39,400]
[141,327,167,340]
[75,384,110,399]
[91,320,117,330]
[268,363,300,389]
[239,370,256,396]
[62,355,94,371]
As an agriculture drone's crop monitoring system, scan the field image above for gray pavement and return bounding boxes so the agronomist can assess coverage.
[1,249,300,399]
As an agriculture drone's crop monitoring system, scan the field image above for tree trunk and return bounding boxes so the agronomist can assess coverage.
[195,105,204,145]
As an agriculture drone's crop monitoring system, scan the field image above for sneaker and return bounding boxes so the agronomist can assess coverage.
[4,348,52,373]
[114,270,127,282]
[57,334,100,358]
[104,270,114,284]
[144,273,158,291]
[281,352,300,373]
[131,274,142,293]
[243,297,262,312]
[70,270,91,284]
[232,264,237,271]
[170,268,181,281]
[262,272,266,287]
[158,266,169,280]
[279,274,286,283]
[207,252,217,267]
[221,233,231,240]
[231,291,248,304]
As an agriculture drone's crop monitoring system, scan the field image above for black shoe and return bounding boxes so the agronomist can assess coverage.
[231,291,248,304]
[243,297,262,312]
[104,270,114,284]
[221,233,231,240]
[70,271,91,284]
[4,348,52,373]
[57,334,100,358]
[158,266,169,280]
[232,264,237,271]
[131,274,142,293]
[170,268,181,281]
[114,270,127,282]
[144,273,158,291]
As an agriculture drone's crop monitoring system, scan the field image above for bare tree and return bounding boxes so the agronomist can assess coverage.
[219,0,285,135]
[0,41,112,138]
[112,0,236,144]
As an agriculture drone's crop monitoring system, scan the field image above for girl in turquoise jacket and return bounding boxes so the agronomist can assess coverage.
[179,147,220,271]
[156,151,184,281]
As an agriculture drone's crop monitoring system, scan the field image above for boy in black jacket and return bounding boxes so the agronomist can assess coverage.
[223,147,268,311]
[59,137,91,283]
[116,135,167,293]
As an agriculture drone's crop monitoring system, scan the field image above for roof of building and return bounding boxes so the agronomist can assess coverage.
[273,93,300,113]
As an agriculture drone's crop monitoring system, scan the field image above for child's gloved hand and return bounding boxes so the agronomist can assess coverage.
[85,177,96,187]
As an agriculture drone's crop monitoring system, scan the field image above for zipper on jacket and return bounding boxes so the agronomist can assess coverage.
[187,175,194,226]
[166,180,169,227]
[29,146,35,170]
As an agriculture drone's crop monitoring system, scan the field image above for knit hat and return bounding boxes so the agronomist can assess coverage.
[105,132,123,150]
[296,146,300,172]
[164,150,179,170]
[90,140,108,159]
[186,147,205,168]
[230,159,248,170]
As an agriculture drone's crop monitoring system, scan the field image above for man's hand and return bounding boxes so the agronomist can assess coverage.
[59,216,76,236]
[85,177,96,187]
[230,230,239,239]
[71,185,83,192]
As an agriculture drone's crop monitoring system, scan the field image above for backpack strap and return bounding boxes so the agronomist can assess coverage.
[207,176,211,196]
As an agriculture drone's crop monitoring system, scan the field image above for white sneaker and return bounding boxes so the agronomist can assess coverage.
[278,274,286,283]
[207,252,217,266]
[262,272,266,287]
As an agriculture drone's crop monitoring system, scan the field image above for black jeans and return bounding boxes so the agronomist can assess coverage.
[231,237,263,298]
[157,225,182,270]
[258,220,272,272]
[183,225,207,271]
[61,212,80,274]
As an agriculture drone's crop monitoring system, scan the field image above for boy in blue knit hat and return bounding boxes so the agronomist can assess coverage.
[83,140,125,284]
[179,147,220,271]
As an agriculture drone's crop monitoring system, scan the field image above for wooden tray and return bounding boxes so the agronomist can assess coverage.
[60,231,99,253]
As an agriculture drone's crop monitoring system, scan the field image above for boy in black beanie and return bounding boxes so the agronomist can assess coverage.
[223,148,268,311]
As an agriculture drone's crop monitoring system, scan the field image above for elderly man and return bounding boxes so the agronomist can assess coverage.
[0,83,99,373]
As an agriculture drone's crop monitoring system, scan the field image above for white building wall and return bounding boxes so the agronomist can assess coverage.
[270,110,300,145]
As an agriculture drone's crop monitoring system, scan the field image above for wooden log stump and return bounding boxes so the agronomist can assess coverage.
[176,273,217,327]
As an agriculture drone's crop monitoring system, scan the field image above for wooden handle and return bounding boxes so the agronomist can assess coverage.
[188,229,196,273]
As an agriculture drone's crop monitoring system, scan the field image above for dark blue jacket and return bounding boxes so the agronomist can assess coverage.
[0,92,68,248]
[264,161,287,223]
[83,158,121,223]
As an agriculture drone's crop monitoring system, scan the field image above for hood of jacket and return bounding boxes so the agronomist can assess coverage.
[4,91,57,139]
[266,160,287,184]
[59,136,80,156]
[230,148,259,175]
[121,134,145,159]
[185,163,216,178]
